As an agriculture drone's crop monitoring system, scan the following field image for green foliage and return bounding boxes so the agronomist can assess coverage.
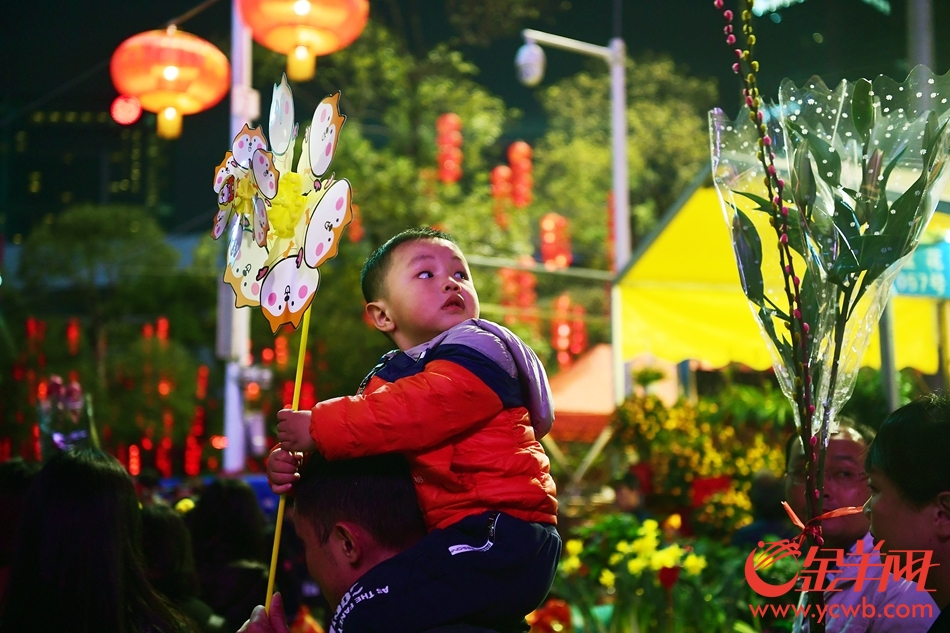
[534,55,718,268]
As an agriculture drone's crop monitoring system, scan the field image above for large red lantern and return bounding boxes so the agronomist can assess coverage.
[111,27,230,139]
[508,141,533,208]
[240,0,369,81]
[436,113,463,183]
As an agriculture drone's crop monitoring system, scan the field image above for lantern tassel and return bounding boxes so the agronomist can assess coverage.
[265,305,312,614]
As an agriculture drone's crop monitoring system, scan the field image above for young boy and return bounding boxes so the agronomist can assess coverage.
[271,227,560,633]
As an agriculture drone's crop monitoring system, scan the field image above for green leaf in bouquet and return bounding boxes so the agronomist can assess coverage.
[832,196,861,243]
[857,233,902,270]
[850,78,874,145]
[830,230,861,282]
[733,190,773,215]
[758,306,794,369]
[786,119,842,191]
[734,191,810,258]
[732,209,765,305]
[792,144,816,219]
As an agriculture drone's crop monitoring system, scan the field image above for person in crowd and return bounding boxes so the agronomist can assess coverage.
[187,478,270,633]
[271,227,560,632]
[785,422,936,632]
[613,471,651,522]
[0,448,197,633]
[141,504,226,633]
[241,453,506,633]
[731,470,795,548]
[0,458,39,605]
[864,394,950,633]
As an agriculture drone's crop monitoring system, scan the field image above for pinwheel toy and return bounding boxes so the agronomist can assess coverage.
[211,76,354,611]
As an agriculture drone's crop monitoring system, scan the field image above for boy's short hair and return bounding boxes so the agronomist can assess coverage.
[866,394,950,506]
[360,227,457,303]
[294,453,427,552]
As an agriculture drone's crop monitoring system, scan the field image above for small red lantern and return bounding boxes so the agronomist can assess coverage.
[66,318,80,355]
[436,113,463,183]
[508,141,533,208]
[111,95,143,125]
[540,213,571,268]
[110,27,230,139]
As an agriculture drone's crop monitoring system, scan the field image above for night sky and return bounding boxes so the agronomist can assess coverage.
[3,0,947,235]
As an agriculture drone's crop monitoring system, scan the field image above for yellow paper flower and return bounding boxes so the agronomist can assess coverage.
[268,172,306,238]
[683,553,707,576]
[565,539,584,557]
[599,569,616,589]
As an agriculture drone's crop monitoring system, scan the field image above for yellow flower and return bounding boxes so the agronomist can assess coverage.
[174,497,195,514]
[639,519,659,535]
[650,544,684,570]
[565,539,584,557]
[627,556,649,575]
[664,514,682,530]
[609,553,624,566]
[599,569,616,588]
[631,534,659,556]
[616,540,632,554]
[560,556,582,575]
[683,554,707,576]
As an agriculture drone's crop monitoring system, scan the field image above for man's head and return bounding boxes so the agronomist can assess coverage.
[292,453,427,608]
[864,395,950,557]
[360,228,480,350]
[785,421,874,550]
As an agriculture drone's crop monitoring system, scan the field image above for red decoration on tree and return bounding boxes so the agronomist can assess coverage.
[540,213,572,268]
[348,203,365,242]
[507,141,533,208]
[569,304,588,356]
[66,318,80,355]
[498,265,537,326]
[184,435,201,476]
[436,113,463,183]
[550,294,573,369]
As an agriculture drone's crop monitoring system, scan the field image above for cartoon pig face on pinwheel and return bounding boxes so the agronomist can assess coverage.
[309,93,345,178]
[260,254,321,332]
[223,231,270,308]
[304,179,353,269]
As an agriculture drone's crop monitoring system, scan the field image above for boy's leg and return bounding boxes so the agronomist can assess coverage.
[328,512,561,633]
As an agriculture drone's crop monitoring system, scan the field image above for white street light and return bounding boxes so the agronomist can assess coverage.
[516,28,630,405]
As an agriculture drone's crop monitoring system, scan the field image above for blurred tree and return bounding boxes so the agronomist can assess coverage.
[533,54,719,269]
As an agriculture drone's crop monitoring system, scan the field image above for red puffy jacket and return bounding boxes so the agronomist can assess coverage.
[310,321,558,531]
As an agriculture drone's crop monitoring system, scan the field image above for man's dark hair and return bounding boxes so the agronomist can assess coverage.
[866,394,950,507]
[360,227,457,303]
[784,417,875,472]
[294,453,427,552]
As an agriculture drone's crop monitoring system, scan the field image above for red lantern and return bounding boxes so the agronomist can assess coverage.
[66,318,80,355]
[550,294,572,369]
[490,165,513,199]
[110,27,230,139]
[569,304,588,356]
[436,113,463,183]
[540,213,571,268]
[348,204,364,242]
[240,0,369,81]
[508,141,533,208]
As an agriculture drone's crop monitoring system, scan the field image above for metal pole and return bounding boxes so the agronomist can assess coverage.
[219,0,257,473]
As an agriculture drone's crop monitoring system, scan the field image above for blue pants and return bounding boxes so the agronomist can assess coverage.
[329,512,561,633]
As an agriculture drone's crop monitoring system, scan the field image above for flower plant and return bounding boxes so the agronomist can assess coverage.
[709,0,950,628]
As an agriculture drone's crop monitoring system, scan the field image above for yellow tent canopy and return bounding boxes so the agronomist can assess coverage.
[617,171,950,373]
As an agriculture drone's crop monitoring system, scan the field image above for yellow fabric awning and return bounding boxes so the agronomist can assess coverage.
[618,183,949,373]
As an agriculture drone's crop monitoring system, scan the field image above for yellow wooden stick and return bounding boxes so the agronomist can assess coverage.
[265,306,312,614]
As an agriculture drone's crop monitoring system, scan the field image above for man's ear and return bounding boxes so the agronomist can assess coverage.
[365,301,395,334]
[331,522,365,566]
[935,492,950,539]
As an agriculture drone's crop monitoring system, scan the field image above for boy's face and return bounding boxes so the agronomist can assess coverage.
[367,238,480,350]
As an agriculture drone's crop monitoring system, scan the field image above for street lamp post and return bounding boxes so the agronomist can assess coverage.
[516,29,630,405]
